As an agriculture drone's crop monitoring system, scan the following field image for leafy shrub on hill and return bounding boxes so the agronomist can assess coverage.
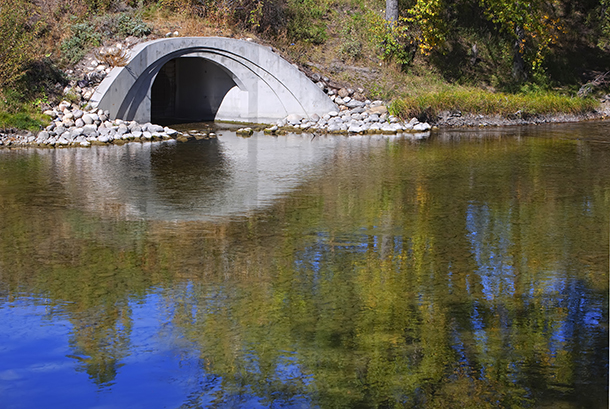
[60,22,102,65]
[98,13,151,38]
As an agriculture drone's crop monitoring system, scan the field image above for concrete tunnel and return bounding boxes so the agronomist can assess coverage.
[151,57,237,125]
[90,37,337,125]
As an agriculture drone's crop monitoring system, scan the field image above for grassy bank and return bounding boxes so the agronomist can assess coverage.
[388,87,599,120]
[1,0,608,131]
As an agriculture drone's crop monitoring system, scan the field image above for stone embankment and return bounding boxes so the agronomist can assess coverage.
[1,100,431,148]
[270,99,431,135]
[0,101,180,148]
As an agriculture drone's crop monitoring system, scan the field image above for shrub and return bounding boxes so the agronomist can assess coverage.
[60,22,102,65]
[98,13,151,38]
[0,0,38,89]
[286,0,329,44]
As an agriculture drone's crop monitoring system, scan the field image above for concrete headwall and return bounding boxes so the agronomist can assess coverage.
[90,37,337,124]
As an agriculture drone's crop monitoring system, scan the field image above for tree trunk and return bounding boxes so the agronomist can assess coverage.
[386,0,398,23]
[512,25,527,82]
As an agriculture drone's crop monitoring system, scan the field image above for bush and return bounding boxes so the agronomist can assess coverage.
[98,13,151,38]
[0,0,38,89]
[60,22,102,65]
[286,0,329,44]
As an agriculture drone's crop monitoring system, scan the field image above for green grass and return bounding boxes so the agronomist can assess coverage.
[389,87,599,119]
[0,107,49,132]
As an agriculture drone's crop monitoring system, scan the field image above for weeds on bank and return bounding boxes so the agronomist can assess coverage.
[389,87,599,119]
[0,92,49,131]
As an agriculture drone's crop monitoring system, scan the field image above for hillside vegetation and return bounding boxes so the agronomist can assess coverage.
[1,0,609,129]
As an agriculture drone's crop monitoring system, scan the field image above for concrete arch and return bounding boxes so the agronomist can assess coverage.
[90,37,337,124]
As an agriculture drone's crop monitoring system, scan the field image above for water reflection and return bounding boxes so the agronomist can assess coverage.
[0,125,608,408]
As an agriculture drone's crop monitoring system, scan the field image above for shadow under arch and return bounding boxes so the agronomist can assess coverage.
[151,57,238,125]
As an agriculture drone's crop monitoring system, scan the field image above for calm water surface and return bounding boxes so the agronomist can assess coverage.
[0,123,608,408]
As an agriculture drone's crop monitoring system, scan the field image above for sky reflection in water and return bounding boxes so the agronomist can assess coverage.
[0,124,608,408]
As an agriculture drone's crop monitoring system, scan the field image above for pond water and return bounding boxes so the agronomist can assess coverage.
[0,123,608,409]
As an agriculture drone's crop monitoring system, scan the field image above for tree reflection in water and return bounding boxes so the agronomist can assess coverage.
[0,127,607,408]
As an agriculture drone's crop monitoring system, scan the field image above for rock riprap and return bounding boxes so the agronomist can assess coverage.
[270,100,431,135]
[0,101,179,148]
[1,100,431,148]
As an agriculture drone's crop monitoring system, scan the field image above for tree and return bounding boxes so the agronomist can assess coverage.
[386,0,398,22]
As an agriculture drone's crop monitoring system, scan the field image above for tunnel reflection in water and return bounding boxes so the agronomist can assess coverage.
[151,57,237,125]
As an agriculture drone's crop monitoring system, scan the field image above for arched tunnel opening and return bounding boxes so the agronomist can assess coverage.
[151,57,238,125]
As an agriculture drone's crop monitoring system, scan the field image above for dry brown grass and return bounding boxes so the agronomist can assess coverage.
[95,47,129,67]
[143,6,236,38]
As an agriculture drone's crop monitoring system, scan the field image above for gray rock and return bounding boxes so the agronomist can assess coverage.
[98,135,110,143]
[80,141,91,147]
[82,114,94,125]
[348,124,363,133]
[327,124,342,133]
[37,131,49,142]
[71,128,83,139]
[346,100,364,109]
[380,123,397,133]
[131,131,143,139]
[142,131,152,139]
[62,119,75,128]
[149,124,164,133]
[75,118,85,128]
[409,117,419,125]
[286,113,303,125]
[73,110,83,119]
[82,124,98,137]
[117,124,128,135]
[164,127,178,136]
[57,136,70,145]
[413,122,431,131]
